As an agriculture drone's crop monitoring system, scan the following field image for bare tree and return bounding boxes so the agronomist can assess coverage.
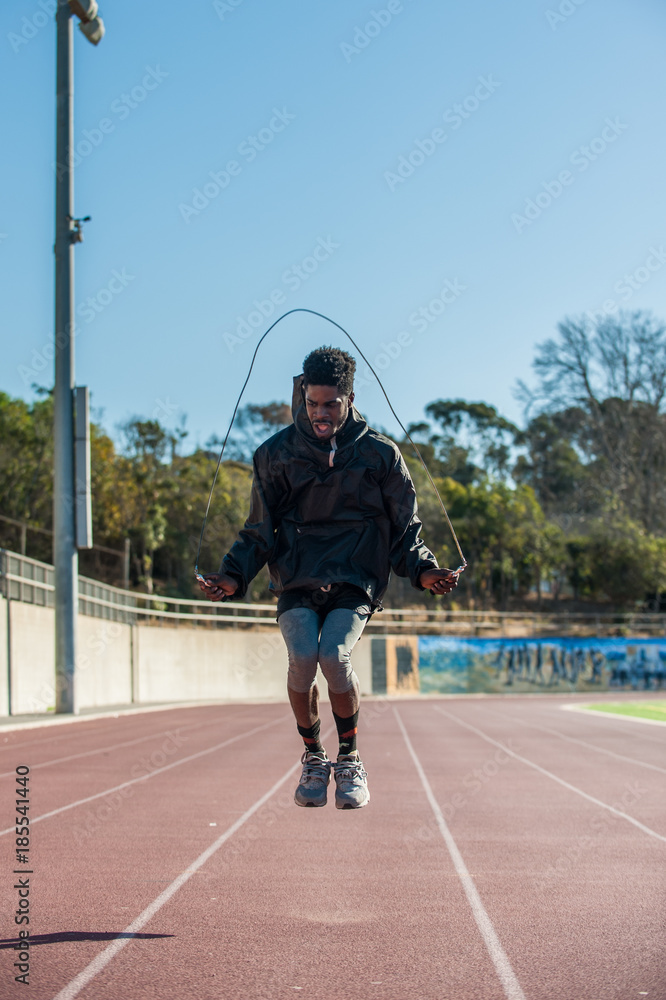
[517,310,666,532]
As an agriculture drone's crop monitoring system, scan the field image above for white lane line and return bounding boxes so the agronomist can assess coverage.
[486,708,666,776]
[0,708,262,778]
[0,716,287,837]
[0,702,249,750]
[433,706,666,844]
[0,717,234,779]
[51,725,334,1000]
[394,708,527,1000]
[561,704,666,727]
[0,699,244,734]
[542,701,666,746]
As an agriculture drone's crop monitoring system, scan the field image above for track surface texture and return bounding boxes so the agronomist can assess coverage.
[0,693,664,1000]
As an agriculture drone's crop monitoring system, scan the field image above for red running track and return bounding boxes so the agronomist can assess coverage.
[0,694,664,1000]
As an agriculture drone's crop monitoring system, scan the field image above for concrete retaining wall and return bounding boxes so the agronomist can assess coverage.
[9,601,55,715]
[77,616,133,710]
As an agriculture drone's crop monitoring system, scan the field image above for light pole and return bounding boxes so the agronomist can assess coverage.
[54,0,104,715]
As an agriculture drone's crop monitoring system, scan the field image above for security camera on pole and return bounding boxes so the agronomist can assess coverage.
[54,0,104,715]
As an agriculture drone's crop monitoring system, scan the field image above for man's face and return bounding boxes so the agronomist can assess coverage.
[304,384,354,441]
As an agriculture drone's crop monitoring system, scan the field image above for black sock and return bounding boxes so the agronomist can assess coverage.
[333,710,359,757]
[297,719,324,756]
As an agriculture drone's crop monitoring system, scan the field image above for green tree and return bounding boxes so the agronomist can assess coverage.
[423,399,520,481]
[0,391,54,558]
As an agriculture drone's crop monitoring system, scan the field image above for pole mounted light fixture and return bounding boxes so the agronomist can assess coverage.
[68,0,105,45]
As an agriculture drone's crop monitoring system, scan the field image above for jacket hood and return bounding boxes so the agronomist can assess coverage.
[291,374,368,452]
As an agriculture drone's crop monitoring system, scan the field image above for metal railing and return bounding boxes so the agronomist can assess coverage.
[1,549,665,635]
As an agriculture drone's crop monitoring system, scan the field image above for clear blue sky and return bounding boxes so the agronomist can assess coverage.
[2,0,665,450]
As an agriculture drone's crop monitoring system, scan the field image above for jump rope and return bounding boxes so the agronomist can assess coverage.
[194,308,467,590]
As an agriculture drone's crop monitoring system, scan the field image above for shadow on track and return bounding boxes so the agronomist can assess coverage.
[0,931,173,948]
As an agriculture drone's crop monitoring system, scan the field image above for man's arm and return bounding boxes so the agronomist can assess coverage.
[382,449,459,594]
[199,450,278,602]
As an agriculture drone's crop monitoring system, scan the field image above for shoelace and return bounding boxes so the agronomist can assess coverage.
[300,754,330,781]
[334,759,367,782]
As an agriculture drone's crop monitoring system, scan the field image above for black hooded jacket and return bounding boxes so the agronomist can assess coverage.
[221,376,439,607]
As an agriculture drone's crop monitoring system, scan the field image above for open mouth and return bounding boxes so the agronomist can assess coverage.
[312,421,332,436]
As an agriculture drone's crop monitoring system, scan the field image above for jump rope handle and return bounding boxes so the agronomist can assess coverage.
[427,563,467,595]
[195,572,229,602]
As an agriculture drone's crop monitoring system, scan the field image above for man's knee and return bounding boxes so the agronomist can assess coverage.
[286,655,319,693]
[286,676,318,695]
[319,655,357,695]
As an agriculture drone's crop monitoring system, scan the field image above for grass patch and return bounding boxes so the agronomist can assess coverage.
[585,700,666,722]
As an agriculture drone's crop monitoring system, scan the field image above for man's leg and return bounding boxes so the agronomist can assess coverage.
[279,608,335,805]
[318,607,367,757]
[278,607,326,756]
[287,682,319,728]
[318,608,370,809]
[328,674,360,753]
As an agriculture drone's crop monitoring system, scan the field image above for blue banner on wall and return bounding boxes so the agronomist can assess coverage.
[418,637,666,694]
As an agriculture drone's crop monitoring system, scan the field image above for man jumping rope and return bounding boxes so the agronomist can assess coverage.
[199,346,459,809]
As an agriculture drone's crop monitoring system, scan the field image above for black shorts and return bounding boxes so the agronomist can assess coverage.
[276,583,373,626]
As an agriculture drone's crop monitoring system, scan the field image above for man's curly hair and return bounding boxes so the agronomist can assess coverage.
[302,346,356,396]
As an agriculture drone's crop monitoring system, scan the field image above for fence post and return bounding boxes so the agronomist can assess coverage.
[130,623,140,704]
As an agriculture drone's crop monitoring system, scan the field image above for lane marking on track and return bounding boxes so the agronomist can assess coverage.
[486,709,666,775]
[551,704,666,746]
[0,716,243,780]
[0,715,287,838]
[50,726,335,1000]
[0,704,250,752]
[561,704,666,727]
[517,698,666,747]
[0,699,251,734]
[394,708,527,1000]
[433,706,666,844]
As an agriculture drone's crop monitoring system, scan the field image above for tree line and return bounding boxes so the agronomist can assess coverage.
[2,310,666,609]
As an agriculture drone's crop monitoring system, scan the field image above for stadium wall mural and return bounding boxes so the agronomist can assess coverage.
[418,637,666,694]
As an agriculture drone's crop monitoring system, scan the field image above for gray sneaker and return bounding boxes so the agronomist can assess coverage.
[333,754,370,810]
[294,751,331,808]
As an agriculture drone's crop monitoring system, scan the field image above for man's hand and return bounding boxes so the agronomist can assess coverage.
[198,573,238,602]
[419,567,460,596]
